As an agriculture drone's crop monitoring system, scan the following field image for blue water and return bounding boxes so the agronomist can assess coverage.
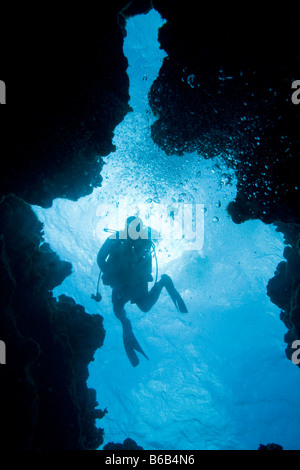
[33,10,300,450]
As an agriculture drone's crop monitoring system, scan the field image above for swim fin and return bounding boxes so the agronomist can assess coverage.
[161,274,188,313]
[122,318,149,367]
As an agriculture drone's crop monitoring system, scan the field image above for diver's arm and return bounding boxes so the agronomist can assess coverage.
[97,238,113,271]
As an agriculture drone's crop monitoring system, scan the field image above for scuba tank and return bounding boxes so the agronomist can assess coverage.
[91,227,159,302]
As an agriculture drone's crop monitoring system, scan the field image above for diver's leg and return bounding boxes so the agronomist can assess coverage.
[159,274,188,313]
[112,289,148,367]
[136,275,188,313]
[112,290,127,323]
[135,279,165,312]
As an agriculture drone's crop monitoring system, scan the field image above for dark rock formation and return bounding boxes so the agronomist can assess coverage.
[103,437,144,450]
[0,2,153,450]
[0,195,106,449]
[258,443,283,451]
[0,4,132,208]
[150,1,299,225]
[267,224,300,364]
[148,1,300,364]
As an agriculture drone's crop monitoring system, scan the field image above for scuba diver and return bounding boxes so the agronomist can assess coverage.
[93,216,188,367]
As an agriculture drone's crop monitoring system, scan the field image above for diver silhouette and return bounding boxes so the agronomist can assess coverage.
[95,216,188,367]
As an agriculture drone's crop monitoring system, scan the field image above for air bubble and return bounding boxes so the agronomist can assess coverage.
[187,74,196,88]
[220,174,230,185]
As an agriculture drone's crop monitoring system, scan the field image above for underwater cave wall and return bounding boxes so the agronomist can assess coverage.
[0,2,153,450]
[0,4,132,208]
[267,223,300,365]
[150,1,299,224]
[149,0,300,363]
[0,195,106,449]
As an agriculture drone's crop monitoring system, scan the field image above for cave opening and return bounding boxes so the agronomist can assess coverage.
[32,9,300,450]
